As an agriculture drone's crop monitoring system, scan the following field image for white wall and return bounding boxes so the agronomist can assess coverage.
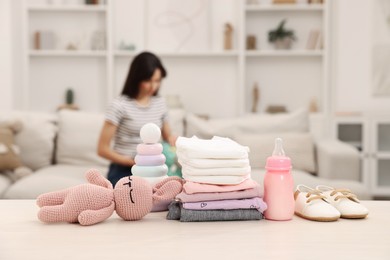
[0,0,13,111]
[333,0,390,114]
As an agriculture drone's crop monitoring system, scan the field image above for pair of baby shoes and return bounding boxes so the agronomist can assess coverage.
[294,184,369,222]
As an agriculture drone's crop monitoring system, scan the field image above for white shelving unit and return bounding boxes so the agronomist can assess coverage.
[243,1,330,115]
[333,114,390,197]
[29,50,107,57]
[27,5,107,12]
[23,0,110,112]
[113,51,240,58]
[245,4,324,12]
[245,50,324,57]
[21,0,331,118]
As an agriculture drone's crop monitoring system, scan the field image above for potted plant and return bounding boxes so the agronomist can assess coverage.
[268,19,296,49]
[57,88,79,111]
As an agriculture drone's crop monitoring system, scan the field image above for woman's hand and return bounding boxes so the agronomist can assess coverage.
[118,156,135,167]
[168,135,178,147]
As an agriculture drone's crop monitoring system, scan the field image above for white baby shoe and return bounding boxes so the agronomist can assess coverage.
[316,185,369,219]
[294,185,340,222]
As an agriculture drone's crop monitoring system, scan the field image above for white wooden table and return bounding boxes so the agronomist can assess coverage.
[0,200,389,260]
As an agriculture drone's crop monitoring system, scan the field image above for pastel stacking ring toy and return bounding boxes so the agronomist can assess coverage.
[132,123,170,212]
[132,164,169,177]
[136,143,163,155]
[140,123,161,144]
[132,123,168,181]
[141,176,169,186]
[135,154,166,166]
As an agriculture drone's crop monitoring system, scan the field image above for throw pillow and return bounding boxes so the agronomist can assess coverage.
[185,107,309,139]
[234,132,316,174]
[56,110,109,167]
[168,109,186,137]
[0,126,22,170]
[0,120,33,181]
[0,111,58,171]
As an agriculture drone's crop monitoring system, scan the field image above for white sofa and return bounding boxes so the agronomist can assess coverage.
[0,109,372,200]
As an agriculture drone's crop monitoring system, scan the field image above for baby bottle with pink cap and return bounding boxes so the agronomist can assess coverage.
[263,138,294,221]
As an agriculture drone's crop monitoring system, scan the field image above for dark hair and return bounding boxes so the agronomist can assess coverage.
[121,52,167,98]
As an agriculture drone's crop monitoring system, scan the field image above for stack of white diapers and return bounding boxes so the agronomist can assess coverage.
[176,136,251,185]
[131,123,168,186]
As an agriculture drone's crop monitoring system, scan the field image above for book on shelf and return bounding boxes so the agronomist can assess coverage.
[306,29,322,50]
[33,31,55,50]
[315,31,323,49]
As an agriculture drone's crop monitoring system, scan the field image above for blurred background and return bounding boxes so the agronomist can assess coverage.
[2,0,390,116]
[1,0,390,198]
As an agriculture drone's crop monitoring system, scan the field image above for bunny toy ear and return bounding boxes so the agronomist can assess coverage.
[152,177,184,204]
[85,169,113,189]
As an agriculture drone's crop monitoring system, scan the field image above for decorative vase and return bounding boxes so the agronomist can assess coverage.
[274,37,293,49]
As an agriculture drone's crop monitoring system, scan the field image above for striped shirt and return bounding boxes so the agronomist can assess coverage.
[105,95,168,157]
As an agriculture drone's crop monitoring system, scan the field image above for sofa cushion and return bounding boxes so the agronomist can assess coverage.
[168,109,186,137]
[185,108,309,139]
[56,110,109,167]
[0,174,12,197]
[2,164,108,199]
[234,133,316,173]
[0,111,58,170]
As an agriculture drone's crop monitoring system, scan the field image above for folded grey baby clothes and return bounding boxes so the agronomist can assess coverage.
[166,201,263,222]
[183,197,267,212]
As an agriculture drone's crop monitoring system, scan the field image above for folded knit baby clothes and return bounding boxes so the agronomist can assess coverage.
[167,201,263,222]
[183,179,258,194]
[172,135,265,223]
[176,185,263,203]
[183,197,267,212]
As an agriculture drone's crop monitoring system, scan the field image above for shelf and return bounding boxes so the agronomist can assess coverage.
[114,50,239,58]
[27,5,107,12]
[245,50,323,57]
[29,50,106,57]
[23,0,328,123]
[245,4,324,12]
[375,153,390,159]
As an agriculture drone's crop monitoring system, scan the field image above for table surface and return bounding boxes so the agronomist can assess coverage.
[0,200,389,260]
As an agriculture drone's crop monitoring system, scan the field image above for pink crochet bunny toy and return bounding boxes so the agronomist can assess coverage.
[37,169,183,226]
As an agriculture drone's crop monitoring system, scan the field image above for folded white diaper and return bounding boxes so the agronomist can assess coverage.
[181,165,251,176]
[178,155,250,168]
[176,136,249,159]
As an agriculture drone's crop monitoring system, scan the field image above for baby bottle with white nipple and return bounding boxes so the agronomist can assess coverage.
[263,138,295,220]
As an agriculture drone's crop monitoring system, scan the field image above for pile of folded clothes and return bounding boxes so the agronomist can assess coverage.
[167,136,267,222]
